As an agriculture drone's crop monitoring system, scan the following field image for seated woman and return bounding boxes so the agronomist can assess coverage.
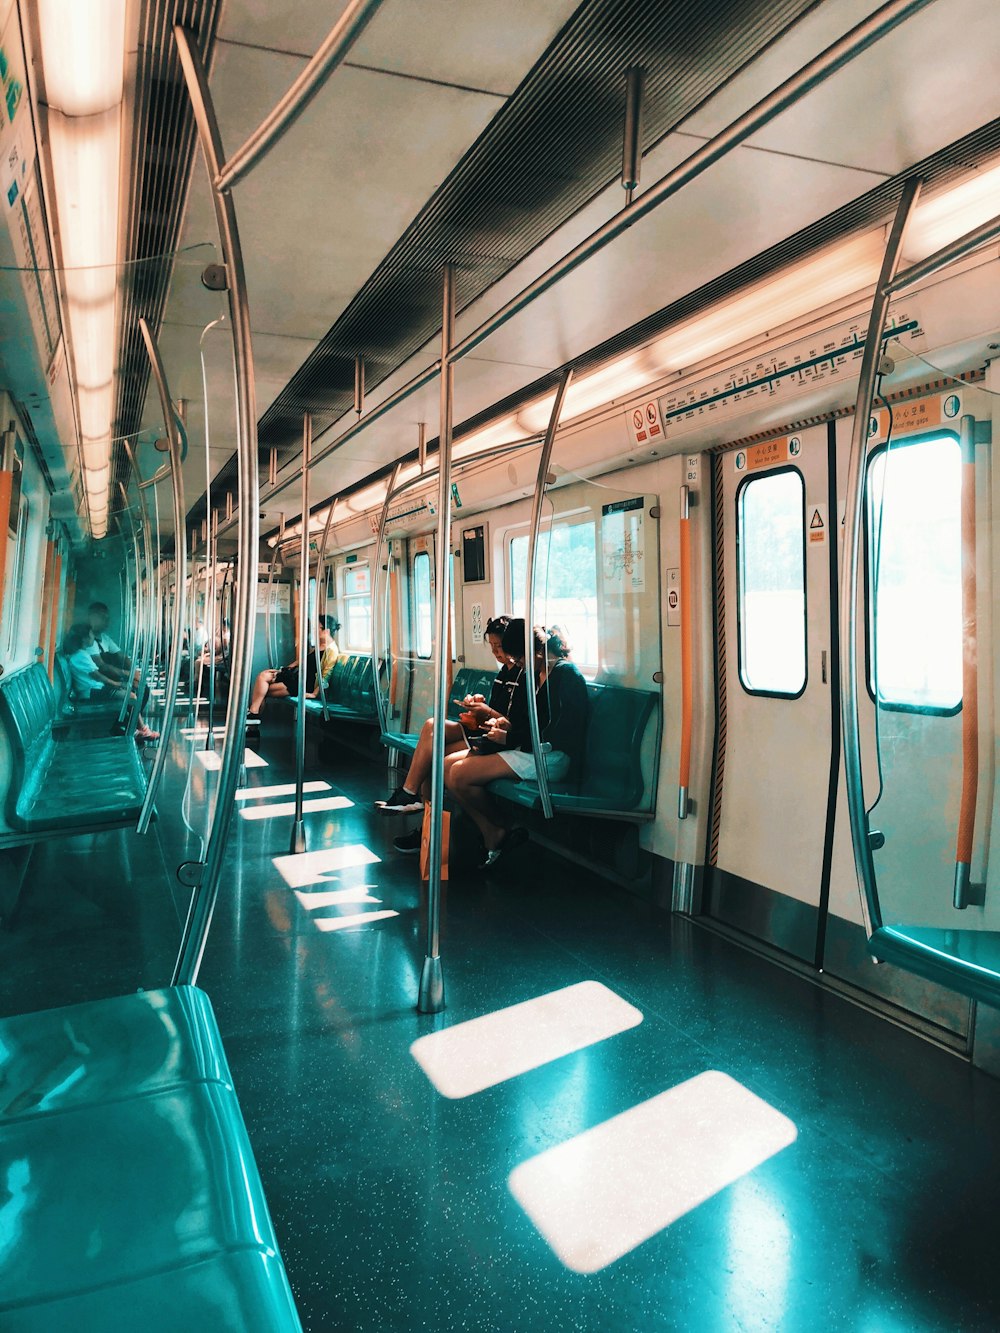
[379,615,519,826]
[444,621,589,869]
[246,616,340,725]
[63,624,159,743]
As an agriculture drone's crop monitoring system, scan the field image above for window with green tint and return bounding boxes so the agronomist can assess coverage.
[508,521,598,671]
[413,551,432,658]
[738,469,806,696]
[866,434,961,711]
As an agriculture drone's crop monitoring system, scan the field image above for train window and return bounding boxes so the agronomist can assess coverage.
[413,550,432,658]
[737,469,806,696]
[340,563,372,650]
[508,521,598,670]
[866,435,961,712]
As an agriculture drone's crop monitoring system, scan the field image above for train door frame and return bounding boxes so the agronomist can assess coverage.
[705,424,840,965]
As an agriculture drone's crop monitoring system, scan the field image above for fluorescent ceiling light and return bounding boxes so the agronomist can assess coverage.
[37,0,127,542]
[906,159,1000,258]
[410,980,643,1099]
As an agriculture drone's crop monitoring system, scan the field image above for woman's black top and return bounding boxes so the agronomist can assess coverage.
[506,659,589,774]
[275,652,318,693]
[488,663,522,716]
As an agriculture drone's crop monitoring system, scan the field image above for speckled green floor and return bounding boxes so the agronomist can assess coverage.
[3,715,1000,1331]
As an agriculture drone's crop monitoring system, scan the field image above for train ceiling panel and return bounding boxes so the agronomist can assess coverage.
[218,0,576,99]
[683,0,1000,177]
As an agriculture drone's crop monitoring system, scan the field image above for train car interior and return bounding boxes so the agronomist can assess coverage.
[4,0,1000,1327]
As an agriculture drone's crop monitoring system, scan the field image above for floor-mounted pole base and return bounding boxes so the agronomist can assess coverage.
[289,820,306,855]
[417,955,445,1013]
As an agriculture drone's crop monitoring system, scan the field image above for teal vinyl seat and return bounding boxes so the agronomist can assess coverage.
[0,986,302,1331]
[380,666,497,756]
[0,663,146,841]
[488,683,659,819]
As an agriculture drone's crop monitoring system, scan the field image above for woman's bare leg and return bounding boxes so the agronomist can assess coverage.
[445,754,514,850]
[404,717,466,794]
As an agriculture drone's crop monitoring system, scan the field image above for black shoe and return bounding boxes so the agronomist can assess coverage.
[377,786,423,814]
[245,712,261,727]
[393,826,422,855]
[479,826,529,870]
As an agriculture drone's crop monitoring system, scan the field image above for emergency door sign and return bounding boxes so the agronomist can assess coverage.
[627,399,665,446]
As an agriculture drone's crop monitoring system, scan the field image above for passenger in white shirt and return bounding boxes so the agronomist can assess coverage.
[86,602,129,682]
[62,623,158,742]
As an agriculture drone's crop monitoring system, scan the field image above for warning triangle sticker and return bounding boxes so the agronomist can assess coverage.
[810,508,824,529]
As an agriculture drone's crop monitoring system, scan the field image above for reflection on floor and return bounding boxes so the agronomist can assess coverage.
[3,719,1000,1330]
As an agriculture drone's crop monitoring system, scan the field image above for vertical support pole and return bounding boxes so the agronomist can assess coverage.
[137,316,188,834]
[207,509,219,738]
[621,66,645,207]
[313,496,338,720]
[678,485,693,818]
[418,264,455,1015]
[47,549,62,679]
[523,369,573,822]
[38,539,54,675]
[354,354,365,417]
[418,421,427,471]
[955,413,979,908]
[265,514,283,669]
[372,462,402,739]
[291,415,311,854]
[839,177,921,939]
[172,25,261,987]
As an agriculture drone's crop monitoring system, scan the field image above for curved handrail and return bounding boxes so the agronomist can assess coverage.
[118,473,154,735]
[172,26,260,987]
[523,369,573,822]
[954,413,978,908]
[839,178,922,938]
[214,0,386,192]
[137,316,188,835]
[371,461,402,739]
[200,315,226,742]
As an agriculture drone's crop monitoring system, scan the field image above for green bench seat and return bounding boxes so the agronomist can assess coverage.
[0,986,301,1331]
[488,682,659,819]
[0,664,146,841]
[288,653,379,724]
[380,666,497,756]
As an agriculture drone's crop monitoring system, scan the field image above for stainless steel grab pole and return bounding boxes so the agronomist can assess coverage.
[291,416,311,855]
[119,468,155,737]
[137,316,188,835]
[371,462,402,741]
[265,515,283,669]
[172,26,261,988]
[418,265,455,1016]
[885,209,1000,297]
[118,505,142,730]
[839,178,922,939]
[214,0,386,192]
[313,497,337,721]
[200,315,226,743]
[523,370,573,822]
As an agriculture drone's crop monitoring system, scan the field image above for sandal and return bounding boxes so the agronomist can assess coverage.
[478,825,528,870]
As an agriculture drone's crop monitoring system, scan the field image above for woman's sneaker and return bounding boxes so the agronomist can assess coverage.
[376,786,423,814]
[393,826,422,855]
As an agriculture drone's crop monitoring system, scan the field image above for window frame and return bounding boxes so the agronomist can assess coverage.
[4,494,29,658]
[735,464,808,700]
[863,430,963,718]
[412,549,432,659]
[338,559,373,652]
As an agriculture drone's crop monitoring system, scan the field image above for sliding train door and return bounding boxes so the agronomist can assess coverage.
[706,425,837,962]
